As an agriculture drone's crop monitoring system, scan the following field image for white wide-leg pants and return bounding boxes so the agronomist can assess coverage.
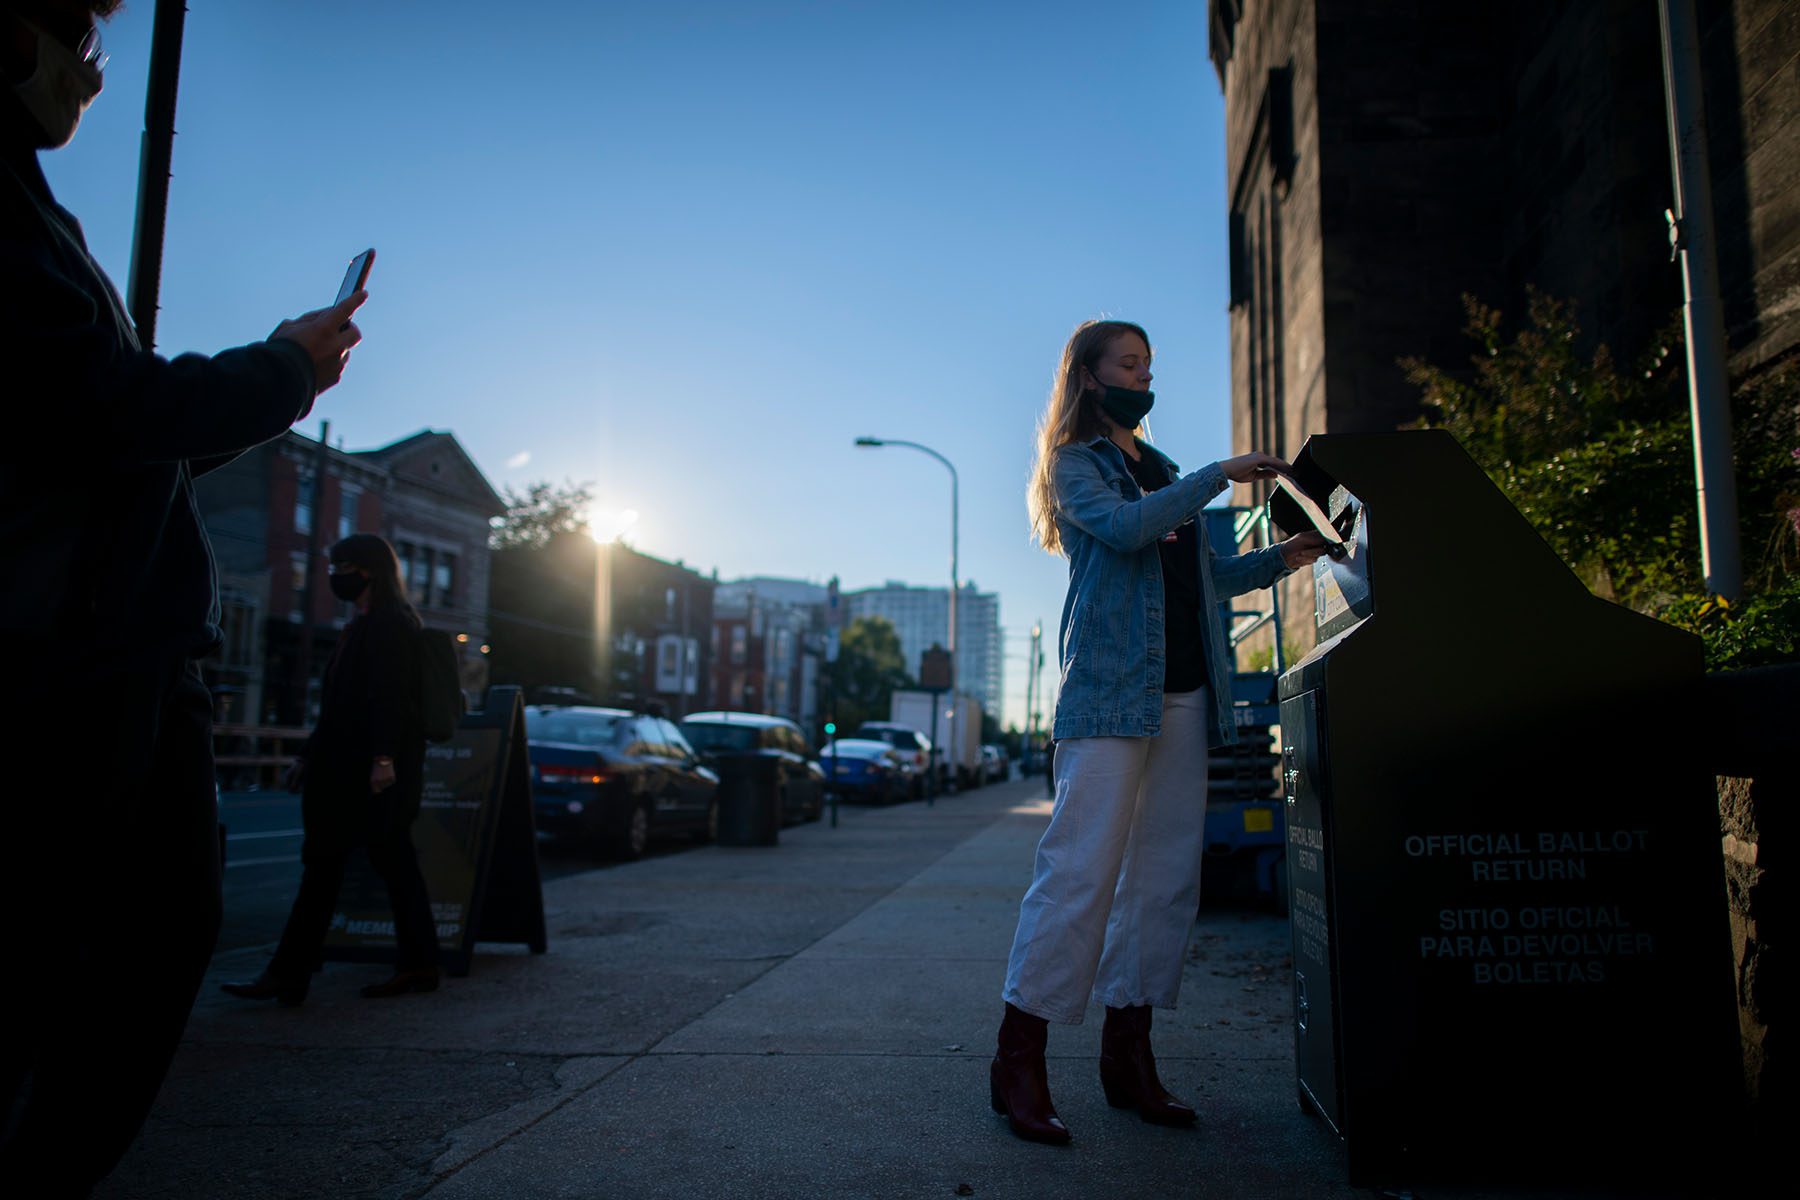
[1002,690,1210,1024]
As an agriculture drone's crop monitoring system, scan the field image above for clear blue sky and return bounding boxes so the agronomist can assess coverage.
[46,0,1235,729]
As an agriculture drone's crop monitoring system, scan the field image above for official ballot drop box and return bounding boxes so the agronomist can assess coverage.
[1269,431,1739,1187]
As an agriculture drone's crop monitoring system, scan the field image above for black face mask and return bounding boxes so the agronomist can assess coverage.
[329,571,369,602]
[1088,376,1155,428]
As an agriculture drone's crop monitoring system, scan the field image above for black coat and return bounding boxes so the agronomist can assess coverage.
[1,98,315,666]
[304,606,426,845]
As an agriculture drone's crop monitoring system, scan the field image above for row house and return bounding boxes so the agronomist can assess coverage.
[710,577,829,732]
[195,426,504,727]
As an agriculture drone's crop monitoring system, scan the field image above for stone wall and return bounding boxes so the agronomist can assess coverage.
[1500,1,1677,367]
[1211,0,1799,663]
[1702,0,1800,375]
[1708,659,1795,1141]
[1717,773,1775,1116]
[1215,0,1328,661]
[1314,0,1511,434]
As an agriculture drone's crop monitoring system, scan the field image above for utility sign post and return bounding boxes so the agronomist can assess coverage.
[915,646,954,807]
[826,577,841,827]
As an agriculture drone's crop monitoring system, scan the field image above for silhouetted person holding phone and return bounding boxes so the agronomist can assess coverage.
[223,535,441,1005]
[0,1,368,1190]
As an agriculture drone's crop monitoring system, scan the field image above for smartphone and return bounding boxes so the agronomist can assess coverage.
[336,248,375,305]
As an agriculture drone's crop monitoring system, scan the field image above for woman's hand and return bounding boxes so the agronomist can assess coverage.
[283,757,306,793]
[1280,531,1335,569]
[1220,452,1293,483]
[370,758,396,794]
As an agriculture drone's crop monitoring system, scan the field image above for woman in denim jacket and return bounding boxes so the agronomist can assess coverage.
[991,320,1332,1144]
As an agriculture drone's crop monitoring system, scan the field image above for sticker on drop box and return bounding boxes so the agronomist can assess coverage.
[1316,563,1350,625]
[1244,808,1275,833]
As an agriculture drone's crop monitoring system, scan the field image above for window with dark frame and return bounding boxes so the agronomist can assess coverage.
[434,552,456,608]
[337,484,360,541]
[295,472,314,535]
[410,546,433,606]
[289,551,307,623]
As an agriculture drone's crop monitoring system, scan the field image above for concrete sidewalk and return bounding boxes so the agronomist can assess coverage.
[98,778,1584,1199]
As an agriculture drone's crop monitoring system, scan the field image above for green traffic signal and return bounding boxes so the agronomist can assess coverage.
[824,722,837,735]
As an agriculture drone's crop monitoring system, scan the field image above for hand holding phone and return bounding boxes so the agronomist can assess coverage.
[265,250,372,394]
[337,248,375,306]
[336,248,374,330]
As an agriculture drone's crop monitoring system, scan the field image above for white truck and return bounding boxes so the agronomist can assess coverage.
[889,689,985,789]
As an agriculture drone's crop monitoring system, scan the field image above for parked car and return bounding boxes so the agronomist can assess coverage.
[852,722,933,798]
[525,705,720,859]
[980,743,1009,783]
[818,738,909,805]
[679,711,825,825]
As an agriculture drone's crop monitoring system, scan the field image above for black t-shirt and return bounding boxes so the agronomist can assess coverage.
[1124,446,1208,694]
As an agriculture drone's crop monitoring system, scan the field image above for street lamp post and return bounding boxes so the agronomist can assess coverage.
[855,437,959,789]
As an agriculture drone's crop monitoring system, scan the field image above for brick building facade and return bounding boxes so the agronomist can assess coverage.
[710,577,828,730]
[195,427,503,726]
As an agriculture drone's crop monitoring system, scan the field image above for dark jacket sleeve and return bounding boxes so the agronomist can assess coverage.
[0,183,317,463]
[366,612,421,760]
[192,448,250,478]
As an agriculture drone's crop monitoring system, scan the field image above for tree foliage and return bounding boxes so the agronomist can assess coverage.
[490,480,594,551]
[828,616,914,734]
[1404,292,1799,669]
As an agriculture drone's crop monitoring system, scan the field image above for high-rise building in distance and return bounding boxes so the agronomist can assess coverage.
[844,581,1002,722]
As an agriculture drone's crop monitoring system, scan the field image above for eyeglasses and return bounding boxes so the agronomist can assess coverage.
[77,25,108,72]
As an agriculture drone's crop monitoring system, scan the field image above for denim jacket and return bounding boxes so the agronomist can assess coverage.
[1051,437,1292,748]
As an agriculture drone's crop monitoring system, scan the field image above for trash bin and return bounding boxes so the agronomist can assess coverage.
[1268,430,1739,1189]
[714,756,780,847]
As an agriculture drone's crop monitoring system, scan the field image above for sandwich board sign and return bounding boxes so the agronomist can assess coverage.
[323,685,546,977]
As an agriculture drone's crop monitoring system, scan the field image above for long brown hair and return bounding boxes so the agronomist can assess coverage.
[1026,319,1151,555]
[329,533,422,628]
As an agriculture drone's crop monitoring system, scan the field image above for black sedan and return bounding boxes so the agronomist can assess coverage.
[525,706,720,859]
[679,711,826,825]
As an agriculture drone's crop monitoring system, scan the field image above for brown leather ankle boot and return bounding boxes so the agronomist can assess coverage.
[1099,1004,1196,1126]
[989,1002,1072,1145]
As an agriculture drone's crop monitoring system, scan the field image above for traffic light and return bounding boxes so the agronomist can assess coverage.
[824,722,836,735]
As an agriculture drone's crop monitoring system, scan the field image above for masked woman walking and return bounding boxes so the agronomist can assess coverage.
[224,534,441,1004]
[991,319,1330,1144]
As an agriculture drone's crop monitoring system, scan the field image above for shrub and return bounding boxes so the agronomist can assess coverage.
[1404,293,1798,671]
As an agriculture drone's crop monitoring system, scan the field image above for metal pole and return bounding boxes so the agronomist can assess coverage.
[1036,643,1046,741]
[1023,622,1038,773]
[928,696,939,808]
[853,438,959,790]
[125,0,187,349]
[826,576,840,827]
[949,464,959,789]
[1262,507,1287,675]
[1658,0,1742,600]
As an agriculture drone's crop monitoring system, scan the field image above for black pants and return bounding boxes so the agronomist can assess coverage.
[269,794,439,986]
[0,659,220,1195]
